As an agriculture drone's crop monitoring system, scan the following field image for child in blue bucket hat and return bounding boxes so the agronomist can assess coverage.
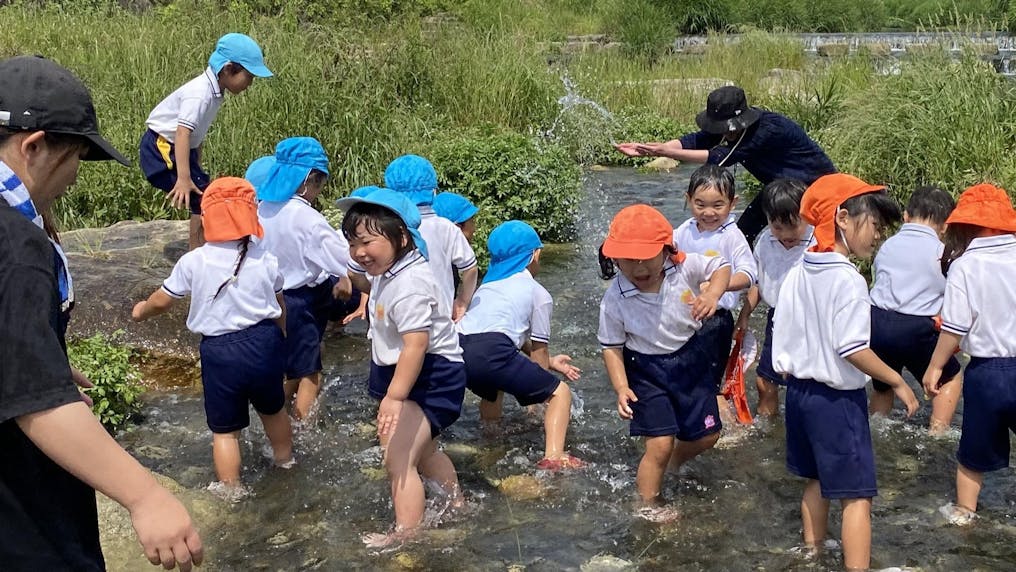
[140,32,273,251]
[337,189,466,548]
[458,221,586,470]
[257,137,354,421]
[325,185,384,325]
[381,155,478,321]
[432,192,479,242]
[243,155,274,193]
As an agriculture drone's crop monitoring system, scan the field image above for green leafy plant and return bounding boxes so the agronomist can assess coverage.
[68,331,144,431]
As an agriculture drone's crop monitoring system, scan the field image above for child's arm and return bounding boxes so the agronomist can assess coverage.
[453,266,478,322]
[274,293,287,335]
[168,126,201,211]
[17,402,203,570]
[691,264,732,321]
[529,341,581,380]
[603,347,637,419]
[846,349,919,417]
[734,285,760,333]
[923,331,962,397]
[378,330,428,439]
[614,140,709,163]
[132,289,176,322]
[349,272,371,295]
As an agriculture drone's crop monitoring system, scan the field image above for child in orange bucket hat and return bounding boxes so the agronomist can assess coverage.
[596,204,732,521]
[132,177,294,497]
[771,173,918,569]
[924,183,1016,526]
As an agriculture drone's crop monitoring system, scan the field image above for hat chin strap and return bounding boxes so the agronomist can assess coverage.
[716,129,747,168]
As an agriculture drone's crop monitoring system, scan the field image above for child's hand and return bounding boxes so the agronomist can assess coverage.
[922,367,943,398]
[613,143,644,157]
[891,375,920,418]
[616,387,638,420]
[332,275,353,301]
[690,291,720,321]
[168,179,201,211]
[71,367,95,407]
[733,313,750,336]
[129,484,203,571]
[342,306,365,325]
[550,354,582,381]
[131,301,147,322]
[452,300,468,322]
[377,396,404,439]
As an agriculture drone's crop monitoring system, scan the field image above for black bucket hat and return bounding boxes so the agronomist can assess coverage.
[0,55,129,165]
[695,86,762,136]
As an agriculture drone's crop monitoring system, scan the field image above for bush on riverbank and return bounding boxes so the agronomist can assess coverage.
[68,332,144,431]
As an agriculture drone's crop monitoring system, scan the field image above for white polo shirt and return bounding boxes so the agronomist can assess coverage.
[457,270,552,348]
[673,214,757,310]
[598,253,730,355]
[145,67,224,147]
[869,223,947,316]
[161,240,284,337]
[754,226,815,308]
[367,250,463,366]
[258,197,350,290]
[940,234,1016,358]
[773,251,871,390]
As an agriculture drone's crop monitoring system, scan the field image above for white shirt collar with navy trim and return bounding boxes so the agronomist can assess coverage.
[615,259,679,299]
[383,249,426,279]
[203,66,223,99]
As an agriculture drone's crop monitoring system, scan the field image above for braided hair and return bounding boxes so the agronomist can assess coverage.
[213,236,251,300]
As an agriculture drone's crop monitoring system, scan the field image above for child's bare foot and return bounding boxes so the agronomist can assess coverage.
[634,505,680,523]
[536,453,587,472]
[939,502,977,526]
[275,456,297,469]
[206,480,251,503]
[362,525,416,550]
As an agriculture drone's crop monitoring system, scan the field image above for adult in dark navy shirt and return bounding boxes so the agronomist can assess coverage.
[0,55,202,571]
[616,86,836,244]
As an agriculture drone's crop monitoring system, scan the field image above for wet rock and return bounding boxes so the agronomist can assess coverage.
[62,220,200,361]
[496,474,548,501]
[443,442,482,457]
[589,164,610,171]
[581,554,636,571]
[817,43,848,57]
[859,42,892,57]
[392,552,423,570]
[360,466,387,481]
[133,444,171,460]
[642,157,679,172]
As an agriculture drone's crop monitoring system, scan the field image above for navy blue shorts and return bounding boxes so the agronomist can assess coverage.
[139,128,210,215]
[459,332,561,406]
[869,306,961,392]
[199,319,286,433]
[756,307,799,386]
[957,356,1016,472]
[785,378,877,499]
[369,354,467,438]
[284,282,333,379]
[694,308,735,392]
[623,342,722,440]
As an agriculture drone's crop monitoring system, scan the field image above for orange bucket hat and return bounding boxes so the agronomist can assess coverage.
[946,183,1016,232]
[603,204,684,261]
[200,177,264,242]
[801,173,885,252]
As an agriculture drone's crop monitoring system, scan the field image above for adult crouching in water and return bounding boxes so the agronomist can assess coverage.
[615,85,836,245]
[0,56,203,570]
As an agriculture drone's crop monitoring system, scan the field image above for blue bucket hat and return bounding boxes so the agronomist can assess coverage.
[257,137,330,202]
[484,220,542,284]
[244,155,275,193]
[432,192,479,224]
[349,185,382,199]
[384,154,438,206]
[208,33,273,77]
[335,188,429,260]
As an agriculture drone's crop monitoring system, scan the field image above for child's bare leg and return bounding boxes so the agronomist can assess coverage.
[188,214,204,251]
[637,436,675,503]
[291,372,322,421]
[800,479,830,547]
[212,431,242,484]
[382,400,435,530]
[716,395,736,425]
[929,373,962,435]
[418,439,461,503]
[840,497,872,570]
[868,388,893,416]
[667,432,720,473]
[258,409,294,465]
[478,391,504,422]
[756,377,780,417]
[956,463,984,513]
[542,382,571,460]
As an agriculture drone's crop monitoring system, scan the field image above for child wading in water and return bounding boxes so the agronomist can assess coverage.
[457,221,584,470]
[133,177,293,495]
[598,204,731,521]
[337,189,467,548]
[772,174,918,569]
[924,184,1016,525]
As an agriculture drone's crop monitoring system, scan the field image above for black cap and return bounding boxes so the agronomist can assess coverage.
[0,55,129,166]
[695,85,762,136]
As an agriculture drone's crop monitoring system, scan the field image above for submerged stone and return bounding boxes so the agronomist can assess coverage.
[581,554,636,571]
[496,474,548,501]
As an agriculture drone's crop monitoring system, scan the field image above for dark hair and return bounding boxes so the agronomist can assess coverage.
[0,127,88,154]
[687,164,735,200]
[341,202,415,261]
[940,223,981,275]
[220,62,248,76]
[213,236,251,300]
[597,243,677,280]
[906,186,955,225]
[839,191,902,231]
[761,178,807,225]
